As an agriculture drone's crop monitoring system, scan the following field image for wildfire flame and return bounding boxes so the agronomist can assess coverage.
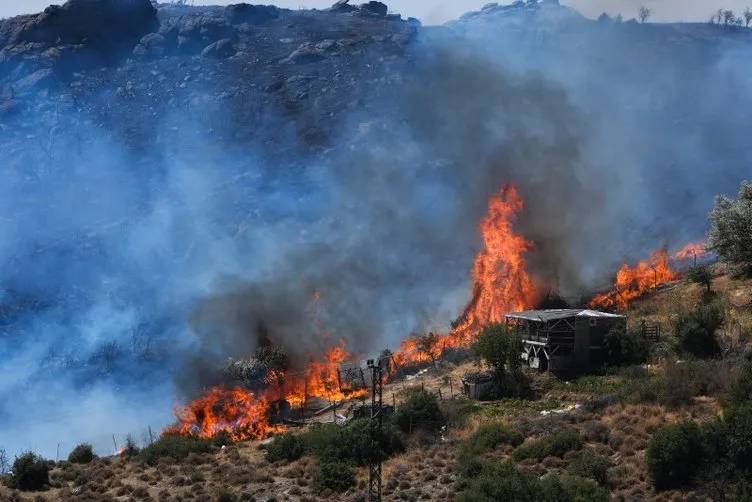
[673,242,708,261]
[394,184,536,366]
[170,184,537,440]
[589,248,676,311]
[169,342,365,441]
[167,387,283,441]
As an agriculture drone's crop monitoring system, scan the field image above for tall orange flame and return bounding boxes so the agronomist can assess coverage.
[171,183,537,440]
[394,184,536,365]
[589,248,676,311]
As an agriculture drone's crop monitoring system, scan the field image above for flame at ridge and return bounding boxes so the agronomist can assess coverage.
[589,248,676,311]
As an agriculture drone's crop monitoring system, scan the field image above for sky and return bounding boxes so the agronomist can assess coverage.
[0,0,749,24]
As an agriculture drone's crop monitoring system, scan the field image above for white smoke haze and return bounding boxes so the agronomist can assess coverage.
[1,0,752,459]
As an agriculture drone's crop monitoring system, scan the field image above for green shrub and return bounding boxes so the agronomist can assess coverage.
[393,388,444,433]
[647,420,704,490]
[458,460,607,502]
[457,422,523,477]
[466,423,523,453]
[11,452,49,491]
[512,430,583,461]
[567,451,611,486]
[604,324,649,366]
[213,487,239,502]
[727,360,752,408]
[68,443,96,464]
[264,432,305,463]
[441,398,480,428]
[457,460,540,501]
[723,404,752,470]
[303,419,403,466]
[314,460,355,492]
[140,433,213,465]
[676,302,723,358]
[540,474,609,502]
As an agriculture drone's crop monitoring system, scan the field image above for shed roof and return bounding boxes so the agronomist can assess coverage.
[504,309,625,322]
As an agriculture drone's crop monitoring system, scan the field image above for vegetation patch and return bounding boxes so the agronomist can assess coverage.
[68,443,96,464]
[264,432,306,463]
[140,433,213,465]
[457,459,607,502]
[393,388,444,433]
[9,452,49,491]
[512,430,584,462]
[314,460,355,492]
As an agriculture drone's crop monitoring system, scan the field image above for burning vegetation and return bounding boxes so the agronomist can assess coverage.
[589,249,677,311]
[170,183,538,440]
[167,182,712,442]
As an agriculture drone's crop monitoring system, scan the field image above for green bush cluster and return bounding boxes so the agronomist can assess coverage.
[457,460,607,502]
[603,325,650,366]
[315,460,355,492]
[646,420,705,490]
[68,443,96,464]
[140,433,213,465]
[512,430,583,462]
[264,432,305,463]
[567,451,611,486]
[472,323,530,398]
[676,301,724,358]
[647,361,752,495]
[263,418,405,492]
[393,388,444,433]
[457,422,523,477]
[10,452,49,491]
[619,360,734,409]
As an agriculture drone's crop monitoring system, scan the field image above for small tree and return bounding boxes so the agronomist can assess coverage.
[688,266,713,293]
[723,9,737,25]
[11,452,49,491]
[744,8,752,27]
[416,332,441,366]
[638,6,651,23]
[708,181,752,277]
[0,448,8,475]
[472,323,523,381]
[647,421,705,490]
[68,443,96,464]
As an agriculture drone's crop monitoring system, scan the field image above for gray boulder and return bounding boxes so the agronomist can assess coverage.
[201,38,236,59]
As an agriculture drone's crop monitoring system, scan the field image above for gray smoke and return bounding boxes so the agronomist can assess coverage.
[2,2,752,458]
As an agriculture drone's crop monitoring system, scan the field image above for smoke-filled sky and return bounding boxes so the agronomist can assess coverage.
[1,0,750,24]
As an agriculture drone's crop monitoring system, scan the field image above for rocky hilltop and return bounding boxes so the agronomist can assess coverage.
[0,0,419,162]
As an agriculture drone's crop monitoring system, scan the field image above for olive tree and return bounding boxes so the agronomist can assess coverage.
[708,181,752,277]
[472,323,523,381]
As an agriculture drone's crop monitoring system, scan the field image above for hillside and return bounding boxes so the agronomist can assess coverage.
[2,267,750,501]
[2,0,752,497]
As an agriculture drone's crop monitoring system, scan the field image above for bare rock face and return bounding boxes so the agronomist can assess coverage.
[360,1,388,16]
[224,3,281,25]
[9,0,158,49]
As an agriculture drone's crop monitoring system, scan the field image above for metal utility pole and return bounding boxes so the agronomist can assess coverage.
[367,358,384,502]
